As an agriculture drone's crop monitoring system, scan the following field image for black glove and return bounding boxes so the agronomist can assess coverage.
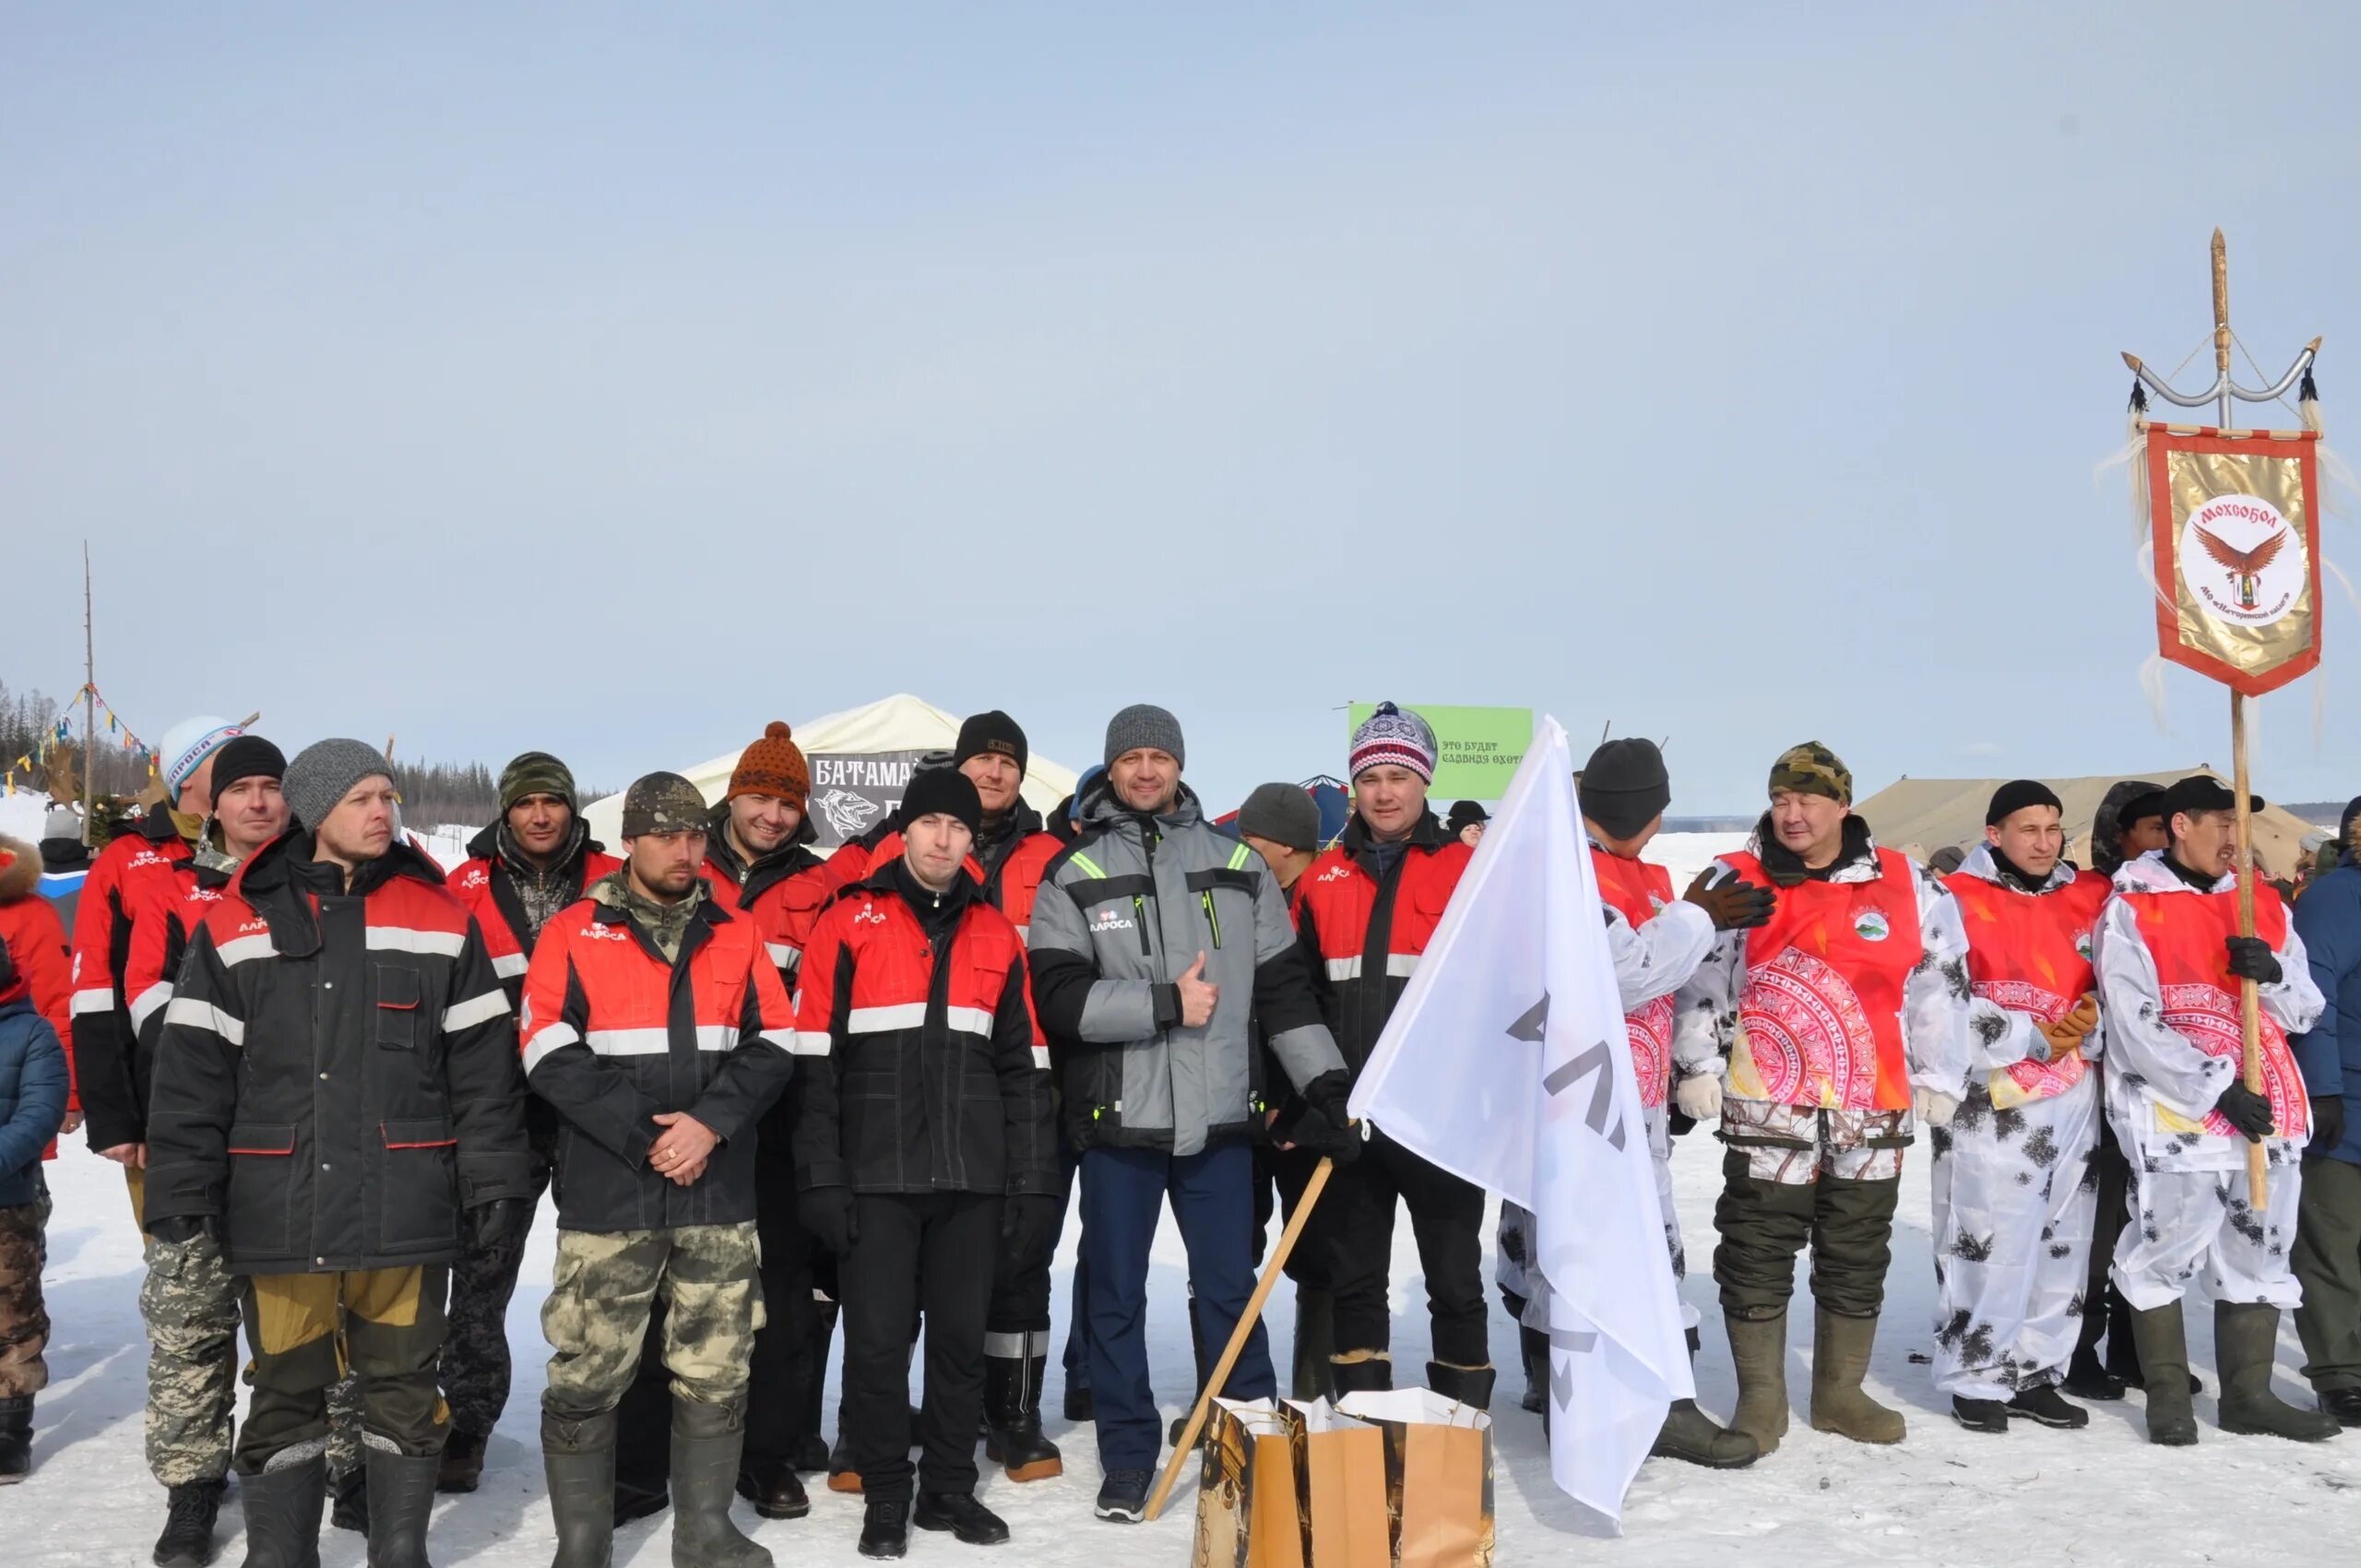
[799,1187,860,1256]
[146,1215,218,1247]
[1293,1069,1363,1166]
[2224,935,2283,986]
[468,1198,526,1254]
[1682,870,1776,932]
[2213,1079,2276,1143]
[1002,1193,1061,1265]
[2310,1093,2348,1153]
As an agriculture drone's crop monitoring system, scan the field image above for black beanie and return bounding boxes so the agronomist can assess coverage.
[1444,800,1489,837]
[902,767,984,838]
[954,710,1028,778]
[209,735,288,800]
[1985,778,2062,827]
[1578,739,1671,840]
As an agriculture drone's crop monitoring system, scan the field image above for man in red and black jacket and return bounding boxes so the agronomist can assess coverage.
[1293,704,1492,1408]
[522,771,799,1568]
[437,752,624,1496]
[792,766,1055,1559]
[144,740,533,1568]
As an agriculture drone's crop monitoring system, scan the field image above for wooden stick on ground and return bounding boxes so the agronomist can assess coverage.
[1142,1153,1336,1524]
[2229,695,2270,1206]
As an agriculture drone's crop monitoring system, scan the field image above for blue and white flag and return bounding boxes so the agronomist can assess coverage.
[1347,715,1691,1522]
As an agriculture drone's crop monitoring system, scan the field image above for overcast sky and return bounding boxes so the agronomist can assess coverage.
[8,4,2361,819]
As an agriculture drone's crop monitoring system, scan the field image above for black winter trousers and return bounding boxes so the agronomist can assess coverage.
[1322,1130,1487,1367]
[742,1112,821,1471]
[840,1192,1002,1502]
[2073,1114,2132,1360]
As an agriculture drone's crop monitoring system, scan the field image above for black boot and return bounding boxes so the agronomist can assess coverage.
[2323,1387,2361,1429]
[983,1352,1062,1482]
[2215,1301,2342,1442]
[2061,1344,2126,1401]
[364,1449,439,1568]
[670,1399,771,1568]
[1169,1289,1211,1445]
[1291,1289,1336,1403]
[435,1428,486,1495]
[1951,1396,2009,1433]
[2127,1304,2198,1446]
[0,1396,30,1482]
[1426,1360,1497,1411]
[2008,1384,2090,1429]
[544,1410,618,1568]
[238,1455,328,1568]
[1518,1326,1548,1415]
[153,1479,227,1568]
[733,1456,810,1520]
[914,1491,1011,1545]
[1330,1354,1393,1398]
[328,1466,369,1534]
[858,1497,910,1560]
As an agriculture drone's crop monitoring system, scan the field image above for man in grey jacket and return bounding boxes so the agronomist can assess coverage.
[1028,705,1356,1524]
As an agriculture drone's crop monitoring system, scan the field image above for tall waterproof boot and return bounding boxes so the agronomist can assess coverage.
[544,1410,619,1568]
[1809,1308,1905,1444]
[238,1455,328,1568]
[1651,1327,1759,1468]
[1330,1352,1393,1399]
[0,1396,30,1482]
[669,1399,771,1568]
[2215,1301,2342,1442]
[2126,1302,2197,1445]
[982,1350,1062,1481]
[1291,1289,1336,1403]
[363,1448,440,1568]
[1517,1326,1548,1416]
[1426,1361,1497,1411]
[1724,1313,1790,1455]
[2111,1290,2203,1396]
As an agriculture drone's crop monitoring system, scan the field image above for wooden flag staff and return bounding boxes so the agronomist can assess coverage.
[2122,230,2320,1206]
[1142,1153,1335,1523]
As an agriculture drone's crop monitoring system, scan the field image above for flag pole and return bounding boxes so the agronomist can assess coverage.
[1141,1154,1335,1524]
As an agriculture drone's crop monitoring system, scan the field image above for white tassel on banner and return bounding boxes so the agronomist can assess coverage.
[2095,382,2151,545]
[2139,653,2173,734]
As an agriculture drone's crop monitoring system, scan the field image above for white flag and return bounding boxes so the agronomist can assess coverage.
[1348,715,1691,1523]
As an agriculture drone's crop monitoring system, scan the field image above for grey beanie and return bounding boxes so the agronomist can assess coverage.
[1238,782,1321,852]
[1104,704,1185,769]
[284,738,395,833]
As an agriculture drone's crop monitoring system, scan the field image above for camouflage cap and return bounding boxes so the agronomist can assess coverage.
[621,771,709,838]
[1767,741,1852,804]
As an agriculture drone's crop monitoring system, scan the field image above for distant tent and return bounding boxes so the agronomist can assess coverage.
[581,695,1078,850]
[1210,776,1352,850]
[1852,768,2318,882]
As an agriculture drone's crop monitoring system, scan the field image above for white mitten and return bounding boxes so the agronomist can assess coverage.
[1675,1074,1724,1122]
[1913,1087,1959,1128]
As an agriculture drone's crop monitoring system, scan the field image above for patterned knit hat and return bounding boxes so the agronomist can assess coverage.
[1767,740,1852,805]
[727,721,810,809]
[1348,703,1438,784]
[499,751,578,813]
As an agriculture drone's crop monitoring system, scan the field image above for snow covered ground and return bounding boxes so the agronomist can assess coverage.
[15,829,2361,1565]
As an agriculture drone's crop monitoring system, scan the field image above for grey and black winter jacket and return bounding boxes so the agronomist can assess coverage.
[1028,777,1343,1156]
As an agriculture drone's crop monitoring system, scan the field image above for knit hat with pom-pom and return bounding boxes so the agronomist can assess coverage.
[727,721,810,809]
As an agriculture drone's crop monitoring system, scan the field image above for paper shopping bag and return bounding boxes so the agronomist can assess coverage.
[1336,1388,1495,1568]
[1193,1398,1307,1568]
[1279,1399,1390,1568]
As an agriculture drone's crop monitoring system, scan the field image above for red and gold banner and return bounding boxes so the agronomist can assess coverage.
[2144,423,2322,696]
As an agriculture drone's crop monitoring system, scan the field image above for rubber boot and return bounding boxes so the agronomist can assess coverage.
[363,1449,439,1568]
[1724,1313,1790,1456]
[1426,1361,1497,1412]
[543,1410,618,1568]
[1291,1289,1336,1403]
[982,1352,1062,1481]
[237,1455,327,1568]
[1809,1308,1905,1444]
[2214,1301,2342,1442]
[1649,1330,1757,1468]
[2111,1291,2203,1396]
[2126,1303,2198,1446]
[0,1396,29,1483]
[1330,1352,1393,1400]
[669,1400,771,1568]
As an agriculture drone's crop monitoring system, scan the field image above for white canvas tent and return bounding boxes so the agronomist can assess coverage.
[1852,767,2321,882]
[581,695,1079,850]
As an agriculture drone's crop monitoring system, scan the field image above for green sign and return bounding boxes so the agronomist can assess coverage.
[1346,703,1533,801]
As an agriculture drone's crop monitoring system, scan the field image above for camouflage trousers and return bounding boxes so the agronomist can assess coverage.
[127,1167,367,1483]
[542,1223,764,1420]
[233,1267,447,1476]
[0,1195,50,1400]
